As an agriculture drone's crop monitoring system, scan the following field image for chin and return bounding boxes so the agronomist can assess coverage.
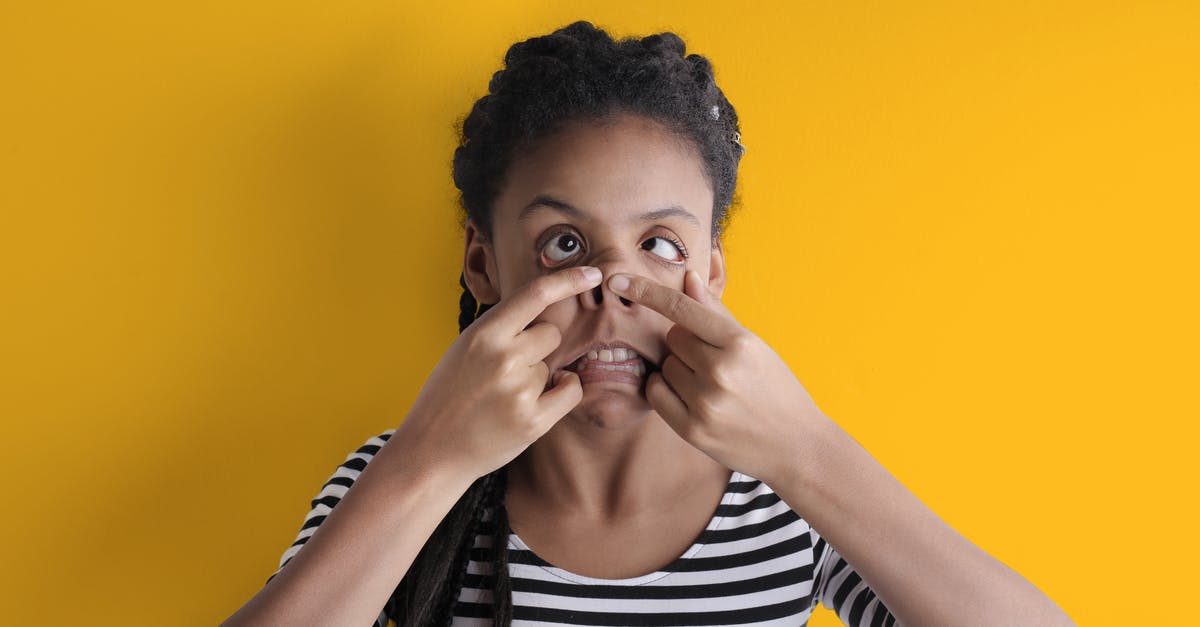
[566,383,656,430]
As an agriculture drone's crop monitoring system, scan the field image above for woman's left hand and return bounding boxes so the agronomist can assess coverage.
[607,270,834,485]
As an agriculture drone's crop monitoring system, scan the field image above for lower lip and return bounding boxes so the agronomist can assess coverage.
[571,358,647,386]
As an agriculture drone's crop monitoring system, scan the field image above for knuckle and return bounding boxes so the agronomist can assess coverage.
[666,294,689,320]
[631,279,652,301]
[572,267,592,289]
[526,281,550,304]
[517,411,544,437]
[696,394,720,421]
[497,353,524,377]
[709,364,734,389]
[729,332,754,353]
[542,323,562,345]
[515,382,539,406]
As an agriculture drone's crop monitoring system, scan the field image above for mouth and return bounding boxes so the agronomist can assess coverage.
[561,341,660,387]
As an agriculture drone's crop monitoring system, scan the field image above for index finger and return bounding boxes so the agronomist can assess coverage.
[482,266,603,335]
[607,273,738,346]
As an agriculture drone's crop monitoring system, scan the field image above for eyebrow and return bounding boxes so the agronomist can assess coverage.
[517,194,701,228]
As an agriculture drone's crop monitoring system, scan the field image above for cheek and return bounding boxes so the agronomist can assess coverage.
[650,263,688,293]
[529,295,578,329]
[497,261,551,298]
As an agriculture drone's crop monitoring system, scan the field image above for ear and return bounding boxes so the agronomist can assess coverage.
[463,220,501,305]
[707,238,727,300]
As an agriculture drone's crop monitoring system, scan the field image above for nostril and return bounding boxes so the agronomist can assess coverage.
[592,285,603,303]
[619,296,632,307]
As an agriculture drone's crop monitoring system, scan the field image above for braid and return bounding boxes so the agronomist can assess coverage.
[391,18,745,627]
[490,465,514,624]
[387,277,502,626]
[436,471,497,625]
[386,267,493,625]
[391,473,489,625]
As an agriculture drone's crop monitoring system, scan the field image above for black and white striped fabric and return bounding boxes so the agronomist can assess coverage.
[267,429,899,626]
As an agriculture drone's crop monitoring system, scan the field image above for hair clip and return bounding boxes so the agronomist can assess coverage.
[731,131,746,155]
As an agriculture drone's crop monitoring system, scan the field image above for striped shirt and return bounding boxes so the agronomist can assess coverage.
[267,429,899,626]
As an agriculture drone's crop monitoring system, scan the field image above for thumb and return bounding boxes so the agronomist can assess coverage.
[538,370,583,423]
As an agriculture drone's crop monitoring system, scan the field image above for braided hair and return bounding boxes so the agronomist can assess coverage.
[387,20,744,625]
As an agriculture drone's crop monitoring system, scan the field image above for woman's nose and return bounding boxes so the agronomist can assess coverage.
[578,268,634,311]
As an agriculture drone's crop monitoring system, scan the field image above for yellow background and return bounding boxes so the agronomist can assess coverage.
[2,2,1196,625]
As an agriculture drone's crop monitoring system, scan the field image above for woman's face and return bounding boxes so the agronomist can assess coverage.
[463,112,726,429]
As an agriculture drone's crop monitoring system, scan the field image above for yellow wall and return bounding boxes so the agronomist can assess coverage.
[2,2,1196,625]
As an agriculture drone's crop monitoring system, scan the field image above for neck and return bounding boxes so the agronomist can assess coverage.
[508,404,728,521]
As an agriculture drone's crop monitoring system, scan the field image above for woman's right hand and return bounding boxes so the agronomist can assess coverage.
[388,266,603,484]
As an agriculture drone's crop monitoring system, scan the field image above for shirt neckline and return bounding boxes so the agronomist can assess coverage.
[506,469,744,586]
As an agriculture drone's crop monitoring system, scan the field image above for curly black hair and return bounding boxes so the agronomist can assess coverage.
[388,20,745,626]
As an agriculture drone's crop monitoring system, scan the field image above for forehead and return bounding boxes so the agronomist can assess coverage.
[492,113,715,233]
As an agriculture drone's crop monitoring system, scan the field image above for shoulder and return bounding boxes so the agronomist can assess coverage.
[266,428,399,584]
[337,428,397,467]
[320,428,397,485]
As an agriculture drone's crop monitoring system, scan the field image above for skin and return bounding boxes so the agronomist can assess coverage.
[224,110,1074,626]
[463,112,734,577]
[223,267,607,627]
[464,111,1076,624]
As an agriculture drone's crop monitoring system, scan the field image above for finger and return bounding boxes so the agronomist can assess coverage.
[660,353,702,405]
[536,370,584,425]
[483,266,603,335]
[516,321,563,364]
[665,323,720,371]
[683,269,734,317]
[607,273,738,346]
[682,268,713,306]
[531,359,551,386]
[645,370,690,433]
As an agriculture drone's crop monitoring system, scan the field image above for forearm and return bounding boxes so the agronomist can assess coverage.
[771,416,1074,627]
[222,439,473,627]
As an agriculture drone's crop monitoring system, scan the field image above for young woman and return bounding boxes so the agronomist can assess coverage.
[224,21,1073,627]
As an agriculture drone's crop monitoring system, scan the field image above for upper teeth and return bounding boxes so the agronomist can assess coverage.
[587,348,634,362]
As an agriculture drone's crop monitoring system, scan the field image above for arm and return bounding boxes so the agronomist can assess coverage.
[223,267,604,626]
[605,272,1074,627]
[811,532,899,626]
[221,431,473,627]
[779,417,1075,627]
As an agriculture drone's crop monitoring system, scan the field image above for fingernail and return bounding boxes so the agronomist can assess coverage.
[609,274,630,293]
[582,266,602,283]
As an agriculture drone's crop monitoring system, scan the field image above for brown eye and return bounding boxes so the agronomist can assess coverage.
[541,233,582,264]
